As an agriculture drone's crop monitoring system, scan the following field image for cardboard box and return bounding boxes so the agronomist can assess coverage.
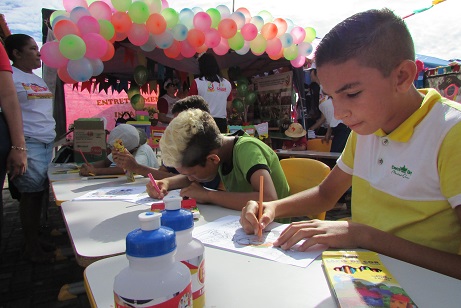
[73,119,107,163]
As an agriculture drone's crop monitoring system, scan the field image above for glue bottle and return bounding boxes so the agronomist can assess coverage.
[113,212,192,307]
[162,195,206,308]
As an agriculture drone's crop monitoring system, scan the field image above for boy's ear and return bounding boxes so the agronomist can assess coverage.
[395,60,417,92]
[207,153,220,164]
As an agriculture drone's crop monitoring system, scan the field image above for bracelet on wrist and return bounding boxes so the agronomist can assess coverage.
[11,145,27,151]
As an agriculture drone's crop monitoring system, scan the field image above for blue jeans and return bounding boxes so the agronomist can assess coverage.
[12,137,53,193]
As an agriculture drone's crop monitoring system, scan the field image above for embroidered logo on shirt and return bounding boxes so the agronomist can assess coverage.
[391,165,413,179]
[207,82,215,92]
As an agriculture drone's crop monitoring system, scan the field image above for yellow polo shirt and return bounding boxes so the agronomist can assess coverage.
[338,89,461,254]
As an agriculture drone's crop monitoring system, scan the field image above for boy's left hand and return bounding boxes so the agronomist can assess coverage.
[180,182,209,203]
[273,220,364,251]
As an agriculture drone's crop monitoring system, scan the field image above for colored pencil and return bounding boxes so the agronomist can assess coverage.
[78,149,95,175]
[258,175,264,238]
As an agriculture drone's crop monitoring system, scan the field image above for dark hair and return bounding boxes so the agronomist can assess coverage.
[172,95,210,115]
[4,34,34,62]
[182,111,222,167]
[315,8,415,77]
[198,53,223,83]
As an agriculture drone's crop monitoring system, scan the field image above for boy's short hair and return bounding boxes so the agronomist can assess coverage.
[160,109,222,168]
[315,8,415,77]
[171,95,210,115]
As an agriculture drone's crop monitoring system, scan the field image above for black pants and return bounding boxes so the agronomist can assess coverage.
[331,123,351,153]
[213,117,228,134]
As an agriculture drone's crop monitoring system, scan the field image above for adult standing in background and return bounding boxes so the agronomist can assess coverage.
[189,53,233,133]
[0,41,27,246]
[5,34,56,263]
[157,78,179,127]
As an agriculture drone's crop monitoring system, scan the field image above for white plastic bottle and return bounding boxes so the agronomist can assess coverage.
[162,196,206,308]
[113,212,192,307]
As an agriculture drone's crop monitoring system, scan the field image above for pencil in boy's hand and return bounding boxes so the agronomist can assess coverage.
[148,173,161,195]
[78,149,89,165]
[258,175,264,238]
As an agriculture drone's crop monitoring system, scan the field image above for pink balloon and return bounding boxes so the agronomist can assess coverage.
[111,12,132,33]
[88,1,112,20]
[204,28,220,48]
[53,19,80,40]
[128,23,149,46]
[241,23,257,41]
[236,7,251,23]
[180,40,196,58]
[273,18,287,37]
[100,41,115,61]
[218,19,237,39]
[63,0,88,12]
[114,32,128,41]
[40,41,69,68]
[290,26,306,45]
[213,37,229,56]
[290,54,306,68]
[265,37,282,56]
[193,12,212,32]
[77,16,100,35]
[82,33,108,59]
[187,29,205,48]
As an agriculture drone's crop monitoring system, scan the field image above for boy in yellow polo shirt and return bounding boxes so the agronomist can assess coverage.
[240,8,461,279]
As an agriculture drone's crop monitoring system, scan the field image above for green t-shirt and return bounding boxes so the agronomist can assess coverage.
[219,132,289,199]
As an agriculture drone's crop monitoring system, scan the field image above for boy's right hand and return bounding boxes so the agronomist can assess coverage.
[240,200,276,235]
[79,163,96,176]
[146,180,168,199]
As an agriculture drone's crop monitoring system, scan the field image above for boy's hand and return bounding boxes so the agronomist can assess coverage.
[113,150,136,171]
[79,163,96,176]
[273,220,364,251]
[179,182,209,203]
[146,179,168,199]
[240,200,275,235]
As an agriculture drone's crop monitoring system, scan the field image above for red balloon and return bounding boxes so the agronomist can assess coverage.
[187,29,205,48]
[100,41,115,61]
[54,19,80,40]
[58,66,77,84]
[218,19,237,39]
[111,12,132,33]
[261,23,278,40]
[146,13,167,35]
[164,40,181,58]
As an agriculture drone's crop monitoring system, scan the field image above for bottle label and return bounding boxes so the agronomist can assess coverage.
[114,283,192,307]
[182,254,205,307]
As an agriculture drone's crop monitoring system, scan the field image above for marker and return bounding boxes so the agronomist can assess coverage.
[81,175,121,180]
[148,173,162,195]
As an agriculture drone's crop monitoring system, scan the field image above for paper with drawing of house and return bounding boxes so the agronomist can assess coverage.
[192,215,327,267]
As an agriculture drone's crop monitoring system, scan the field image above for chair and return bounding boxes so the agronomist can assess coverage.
[280,158,331,220]
[307,138,331,152]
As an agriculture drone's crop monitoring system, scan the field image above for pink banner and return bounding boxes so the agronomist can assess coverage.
[64,85,158,131]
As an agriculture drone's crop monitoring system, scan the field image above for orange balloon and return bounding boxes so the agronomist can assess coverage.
[164,40,181,58]
[195,43,208,53]
[101,41,115,61]
[218,19,237,39]
[57,66,77,84]
[268,48,284,60]
[146,13,167,35]
[261,23,277,40]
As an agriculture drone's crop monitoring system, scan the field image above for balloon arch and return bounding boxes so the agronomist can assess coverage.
[41,0,317,84]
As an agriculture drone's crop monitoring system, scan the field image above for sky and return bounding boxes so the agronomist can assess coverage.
[1,0,460,67]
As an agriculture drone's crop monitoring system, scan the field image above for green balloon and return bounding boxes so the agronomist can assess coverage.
[134,65,148,86]
[59,34,86,60]
[228,32,244,51]
[128,1,150,24]
[237,83,249,97]
[206,8,221,28]
[161,8,179,29]
[130,94,145,111]
[232,98,244,112]
[236,76,249,86]
[245,92,257,105]
[127,84,140,99]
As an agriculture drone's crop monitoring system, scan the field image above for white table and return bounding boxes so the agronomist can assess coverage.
[47,163,82,182]
[60,200,240,266]
[51,176,144,205]
[84,247,461,308]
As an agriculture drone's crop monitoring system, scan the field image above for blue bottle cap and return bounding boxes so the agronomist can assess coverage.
[126,212,176,258]
[161,196,193,232]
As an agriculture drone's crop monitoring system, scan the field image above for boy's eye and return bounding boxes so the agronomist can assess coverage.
[347,91,361,98]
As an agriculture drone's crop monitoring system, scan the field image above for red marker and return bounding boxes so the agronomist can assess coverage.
[148,173,161,195]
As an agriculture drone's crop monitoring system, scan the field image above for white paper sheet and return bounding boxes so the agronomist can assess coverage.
[193,215,326,267]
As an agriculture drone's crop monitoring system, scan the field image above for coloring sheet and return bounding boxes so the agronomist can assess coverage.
[72,185,148,202]
[193,215,327,267]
